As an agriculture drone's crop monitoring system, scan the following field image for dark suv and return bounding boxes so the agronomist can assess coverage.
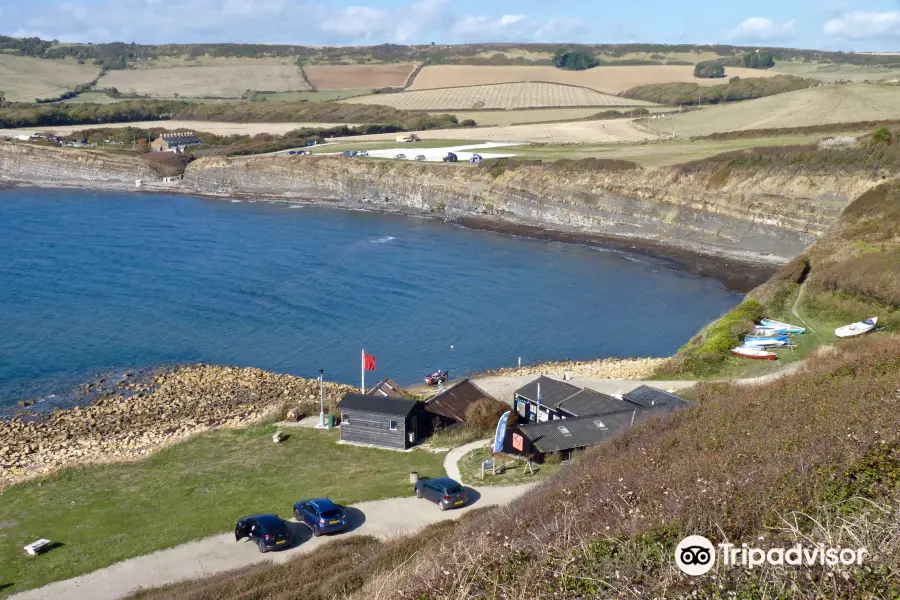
[235,514,292,553]
[294,498,348,536]
[414,477,468,510]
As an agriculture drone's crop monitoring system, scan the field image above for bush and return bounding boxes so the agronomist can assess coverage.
[552,49,599,71]
[465,398,515,433]
[872,125,893,145]
[694,60,725,78]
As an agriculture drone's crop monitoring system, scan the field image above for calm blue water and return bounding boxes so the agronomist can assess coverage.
[0,188,741,407]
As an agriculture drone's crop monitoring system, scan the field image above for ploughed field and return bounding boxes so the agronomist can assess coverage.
[645,84,900,137]
[303,64,416,89]
[340,82,655,110]
[407,64,779,95]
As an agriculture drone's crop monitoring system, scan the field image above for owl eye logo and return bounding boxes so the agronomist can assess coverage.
[675,536,716,576]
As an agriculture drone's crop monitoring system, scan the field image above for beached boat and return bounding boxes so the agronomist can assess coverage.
[732,346,778,360]
[751,327,790,336]
[835,317,878,338]
[760,319,806,334]
[743,336,790,348]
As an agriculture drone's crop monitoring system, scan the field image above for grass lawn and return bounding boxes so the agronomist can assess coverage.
[458,446,561,486]
[252,90,371,102]
[0,426,446,596]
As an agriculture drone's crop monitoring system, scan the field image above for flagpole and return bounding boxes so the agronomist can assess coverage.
[361,348,365,393]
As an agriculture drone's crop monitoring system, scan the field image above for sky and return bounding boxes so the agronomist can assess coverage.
[2,0,900,51]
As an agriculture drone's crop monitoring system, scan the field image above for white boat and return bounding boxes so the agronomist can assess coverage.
[752,326,789,336]
[732,346,778,360]
[760,318,805,334]
[835,317,878,338]
[742,338,790,348]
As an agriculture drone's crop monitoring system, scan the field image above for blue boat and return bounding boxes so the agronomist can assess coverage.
[745,335,790,344]
[760,319,805,334]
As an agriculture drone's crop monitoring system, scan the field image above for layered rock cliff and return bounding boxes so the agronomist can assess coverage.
[0,141,882,265]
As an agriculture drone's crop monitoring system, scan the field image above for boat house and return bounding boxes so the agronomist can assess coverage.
[366,377,409,399]
[423,379,496,430]
[338,393,424,450]
[513,375,625,423]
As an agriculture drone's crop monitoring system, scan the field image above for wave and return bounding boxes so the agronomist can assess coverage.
[370,236,396,244]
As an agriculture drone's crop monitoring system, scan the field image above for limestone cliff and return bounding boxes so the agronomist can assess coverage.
[0,141,882,264]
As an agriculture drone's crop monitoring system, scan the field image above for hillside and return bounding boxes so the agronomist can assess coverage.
[644,84,900,136]
[0,55,100,102]
[122,334,900,600]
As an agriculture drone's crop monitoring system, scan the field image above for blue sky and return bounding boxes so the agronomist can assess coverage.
[2,0,900,50]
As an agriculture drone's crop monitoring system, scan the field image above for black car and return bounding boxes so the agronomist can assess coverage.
[443,152,458,162]
[414,477,468,510]
[294,498,348,536]
[235,514,292,553]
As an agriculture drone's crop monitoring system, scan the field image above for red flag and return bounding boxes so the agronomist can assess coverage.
[363,353,377,371]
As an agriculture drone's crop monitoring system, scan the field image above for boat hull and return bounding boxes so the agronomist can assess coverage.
[732,347,778,360]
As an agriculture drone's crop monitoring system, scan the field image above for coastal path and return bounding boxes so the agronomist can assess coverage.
[9,447,531,600]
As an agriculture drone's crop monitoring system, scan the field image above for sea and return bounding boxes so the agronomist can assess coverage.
[0,188,743,409]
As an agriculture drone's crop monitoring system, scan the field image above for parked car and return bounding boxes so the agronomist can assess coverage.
[299,150,312,155]
[287,150,297,155]
[294,498,348,536]
[415,154,427,161]
[415,477,468,511]
[235,514,292,553]
[469,153,483,164]
[358,150,369,157]
[394,153,407,159]
[443,152,458,162]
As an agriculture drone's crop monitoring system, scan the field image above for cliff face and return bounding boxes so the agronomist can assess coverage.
[0,141,882,264]
[186,155,879,262]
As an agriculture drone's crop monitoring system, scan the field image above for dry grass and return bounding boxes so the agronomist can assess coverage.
[342,82,654,110]
[0,121,357,137]
[437,107,644,126]
[409,65,778,95]
[0,55,100,102]
[304,64,416,90]
[645,84,900,137]
[101,59,309,98]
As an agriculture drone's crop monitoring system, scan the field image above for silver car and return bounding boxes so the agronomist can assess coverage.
[414,477,468,511]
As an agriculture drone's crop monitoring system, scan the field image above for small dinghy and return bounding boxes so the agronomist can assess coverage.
[732,346,778,360]
[752,326,789,336]
[835,317,878,338]
[760,319,806,334]
[743,335,790,348]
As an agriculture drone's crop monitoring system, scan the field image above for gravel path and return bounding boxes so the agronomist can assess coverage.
[10,450,531,600]
[444,439,491,481]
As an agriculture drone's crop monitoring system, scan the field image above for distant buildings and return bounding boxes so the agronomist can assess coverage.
[150,132,201,153]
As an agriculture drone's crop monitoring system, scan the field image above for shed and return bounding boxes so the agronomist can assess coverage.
[424,379,496,429]
[514,376,627,422]
[366,377,408,399]
[338,393,423,450]
[622,385,694,411]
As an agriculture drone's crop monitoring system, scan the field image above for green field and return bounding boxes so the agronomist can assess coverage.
[252,89,371,102]
[0,426,446,596]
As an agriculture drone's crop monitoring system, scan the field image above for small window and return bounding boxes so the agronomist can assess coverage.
[593,419,607,429]
[389,419,398,431]
[342,413,349,425]
[557,425,572,436]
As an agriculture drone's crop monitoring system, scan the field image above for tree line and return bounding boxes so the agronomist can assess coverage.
[622,75,813,106]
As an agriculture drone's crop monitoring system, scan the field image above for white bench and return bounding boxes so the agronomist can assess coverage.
[24,539,51,556]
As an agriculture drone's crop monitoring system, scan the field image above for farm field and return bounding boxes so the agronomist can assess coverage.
[0,55,100,102]
[643,84,900,137]
[251,89,370,102]
[408,65,778,95]
[0,121,358,137]
[771,61,900,83]
[341,82,655,110]
[100,59,309,98]
[54,91,121,104]
[440,106,673,126]
[304,64,416,89]
[344,117,656,143]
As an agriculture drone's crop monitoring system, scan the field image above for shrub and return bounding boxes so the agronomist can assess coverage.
[465,398,515,433]
[693,60,725,78]
[872,125,893,145]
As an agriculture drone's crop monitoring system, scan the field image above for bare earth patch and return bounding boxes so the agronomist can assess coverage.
[409,65,778,95]
[304,63,417,90]
[341,82,654,110]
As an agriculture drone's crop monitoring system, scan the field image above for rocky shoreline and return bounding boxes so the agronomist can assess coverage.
[0,364,355,491]
[482,356,666,379]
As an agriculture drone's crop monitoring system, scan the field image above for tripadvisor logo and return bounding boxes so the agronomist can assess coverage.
[675,535,869,576]
[675,535,716,576]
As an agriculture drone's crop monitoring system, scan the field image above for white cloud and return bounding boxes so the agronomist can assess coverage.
[824,12,900,40]
[724,17,796,42]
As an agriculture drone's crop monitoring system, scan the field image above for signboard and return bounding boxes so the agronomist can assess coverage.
[512,432,524,452]
[493,411,510,454]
